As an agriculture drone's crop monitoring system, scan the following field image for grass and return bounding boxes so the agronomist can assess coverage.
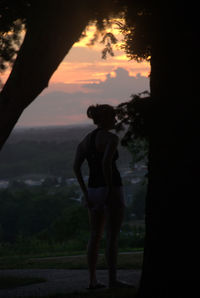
[0,275,46,289]
[0,245,143,258]
[0,252,143,270]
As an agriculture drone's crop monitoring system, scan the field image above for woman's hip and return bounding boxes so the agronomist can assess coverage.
[88,186,125,211]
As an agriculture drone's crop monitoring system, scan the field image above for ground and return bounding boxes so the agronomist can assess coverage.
[0,269,141,297]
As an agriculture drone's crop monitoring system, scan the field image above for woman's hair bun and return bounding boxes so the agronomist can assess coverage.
[87,104,115,124]
[87,105,96,119]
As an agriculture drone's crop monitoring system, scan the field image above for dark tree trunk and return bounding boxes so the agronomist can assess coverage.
[138,3,200,297]
[0,0,91,149]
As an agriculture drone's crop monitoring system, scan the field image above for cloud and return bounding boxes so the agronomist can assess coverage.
[17,68,150,127]
[51,46,150,84]
[82,67,149,99]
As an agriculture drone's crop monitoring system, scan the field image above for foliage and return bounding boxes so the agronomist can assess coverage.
[0,0,31,78]
[0,1,154,78]
[115,92,150,167]
[0,183,145,255]
[116,92,151,142]
[101,32,118,59]
[117,2,152,62]
[0,186,78,243]
[39,204,90,243]
[0,19,23,74]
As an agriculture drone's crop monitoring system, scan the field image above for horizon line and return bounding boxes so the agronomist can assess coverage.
[14,123,93,130]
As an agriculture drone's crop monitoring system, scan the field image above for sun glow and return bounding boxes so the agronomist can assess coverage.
[74,19,126,50]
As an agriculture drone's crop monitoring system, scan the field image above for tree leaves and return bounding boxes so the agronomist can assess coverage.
[116,91,151,143]
[101,32,118,59]
[115,91,150,164]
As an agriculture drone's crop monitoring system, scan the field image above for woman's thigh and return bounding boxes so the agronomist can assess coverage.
[88,187,107,211]
[88,186,125,236]
[88,187,125,211]
[106,187,125,236]
[88,209,106,238]
[106,206,124,237]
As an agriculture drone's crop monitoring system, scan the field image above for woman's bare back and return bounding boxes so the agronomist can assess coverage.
[80,129,118,155]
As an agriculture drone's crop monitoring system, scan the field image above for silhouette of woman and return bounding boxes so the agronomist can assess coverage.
[73,104,127,289]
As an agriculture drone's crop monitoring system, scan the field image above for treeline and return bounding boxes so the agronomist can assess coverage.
[0,140,78,178]
[0,125,132,179]
[0,183,145,255]
[0,185,79,243]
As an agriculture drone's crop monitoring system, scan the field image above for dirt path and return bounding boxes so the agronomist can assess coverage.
[0,269,141,297]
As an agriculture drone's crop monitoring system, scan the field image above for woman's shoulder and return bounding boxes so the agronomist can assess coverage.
[97,130,119,146]
[79,129,118,151]
[78,130,95,150]
[105,130,119,141]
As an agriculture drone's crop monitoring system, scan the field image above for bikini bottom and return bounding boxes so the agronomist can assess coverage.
[87,186,125,212]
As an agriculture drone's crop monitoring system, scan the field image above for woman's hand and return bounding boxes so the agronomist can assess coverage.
[81,193,93,209]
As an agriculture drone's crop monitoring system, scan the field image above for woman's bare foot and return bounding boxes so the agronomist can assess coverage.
[109,280,135,288]
[87,281,106,290]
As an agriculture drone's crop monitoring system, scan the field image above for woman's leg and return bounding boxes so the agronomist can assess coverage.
[87,209,105,287]
[105,205,124,286]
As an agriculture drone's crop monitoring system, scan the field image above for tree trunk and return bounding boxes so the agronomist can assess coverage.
[0,0,91,149]
[138,3,200,297]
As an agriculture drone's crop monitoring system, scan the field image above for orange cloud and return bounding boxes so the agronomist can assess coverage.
[50,58,150,85]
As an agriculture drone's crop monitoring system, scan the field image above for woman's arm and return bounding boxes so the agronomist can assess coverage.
[73,143,88,200]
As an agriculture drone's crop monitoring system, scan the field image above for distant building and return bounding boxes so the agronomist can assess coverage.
[0,180,9,189]
[24,179,44,186]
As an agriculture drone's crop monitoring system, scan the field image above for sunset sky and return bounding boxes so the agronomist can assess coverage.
[3,22,150,127]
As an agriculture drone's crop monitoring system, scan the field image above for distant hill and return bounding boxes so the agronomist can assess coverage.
[7,125,94,143]
[0,125,132,180]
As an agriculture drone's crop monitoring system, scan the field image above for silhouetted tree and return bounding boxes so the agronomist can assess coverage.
[1,1,200,296]
[118,3,200,296]
[0,1,30,75]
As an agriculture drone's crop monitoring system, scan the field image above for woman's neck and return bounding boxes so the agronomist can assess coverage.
[97,125,110,131]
